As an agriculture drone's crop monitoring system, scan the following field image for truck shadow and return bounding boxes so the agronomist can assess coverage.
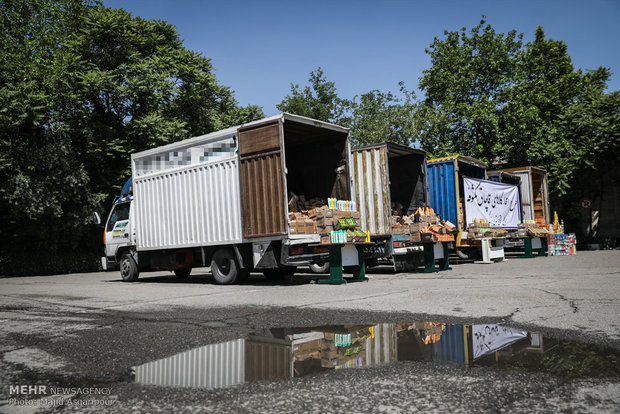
[104,266,401,285]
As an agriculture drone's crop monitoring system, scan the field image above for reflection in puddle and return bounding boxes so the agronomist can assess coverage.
[132,322,619,390]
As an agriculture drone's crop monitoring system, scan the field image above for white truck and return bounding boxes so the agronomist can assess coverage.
[100,113,353,283]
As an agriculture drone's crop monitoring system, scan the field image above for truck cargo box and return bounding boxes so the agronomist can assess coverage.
[427,155,487,247]
[351,142,429,236]
[131,113,351,252]
[494,166,551,225]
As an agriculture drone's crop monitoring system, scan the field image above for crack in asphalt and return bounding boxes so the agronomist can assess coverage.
[533,288,579,314]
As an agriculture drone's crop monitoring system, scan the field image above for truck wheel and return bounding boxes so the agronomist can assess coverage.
[211,249,241,285]
[262,266,296,280]
[120,251,139,282]
[174,267,192,279]
[309,262,329,274]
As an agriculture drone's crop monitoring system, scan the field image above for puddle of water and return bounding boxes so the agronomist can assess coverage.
[132,322,620,390]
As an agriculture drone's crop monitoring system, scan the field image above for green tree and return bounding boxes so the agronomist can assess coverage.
[418,17,522,161]
[501,27,601,197]
[63,6,263,196]
[278,68,421,148]
[348,82,418,147]
[0,1,263,275]
[277,67,350,123]
[0,0,99,275]
[417,19,615,201]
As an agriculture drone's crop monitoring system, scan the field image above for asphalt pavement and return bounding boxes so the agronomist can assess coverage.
[0,250,618,413]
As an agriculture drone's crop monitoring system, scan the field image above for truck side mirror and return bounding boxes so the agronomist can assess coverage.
[93,212,101,225]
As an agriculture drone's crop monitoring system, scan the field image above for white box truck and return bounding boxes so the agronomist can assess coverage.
[101,113,353,283]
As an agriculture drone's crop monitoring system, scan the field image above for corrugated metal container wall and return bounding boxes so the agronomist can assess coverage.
[245,340,291,382]
[427,159,459,227]
[239,153,286,237]
[540,171,551,223]
[352,147,391,235]
[133,158,243,250]
[434,324,466,365]
[133,338,245,389]
[238,122,287,238]
[513,170,534,221]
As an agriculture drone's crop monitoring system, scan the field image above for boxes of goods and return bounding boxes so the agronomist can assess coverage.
[548,233,576,256]
[483,228,508,238]
[467,222,489,239]
[291,197,366,244]
[466,219,508,239]
[389,207,456,243]
[420,232,438,243]
[518,220,550,238]
[288,195,365,241]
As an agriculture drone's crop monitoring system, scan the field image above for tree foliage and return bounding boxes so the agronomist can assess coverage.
[276,67,350,124]
[0,0,263,275]
[277,68,419,147]
[348,83,418,147]
[418,19,616,202]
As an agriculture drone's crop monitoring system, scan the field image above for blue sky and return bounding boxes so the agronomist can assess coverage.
[103,0,620,116]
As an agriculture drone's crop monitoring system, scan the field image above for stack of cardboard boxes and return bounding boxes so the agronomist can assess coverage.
[391,207,456,243]
[517,221,550,238]
[287,195,365,244]
[315,206,363,244]
[467,219,507,239]
[288,212,317,235]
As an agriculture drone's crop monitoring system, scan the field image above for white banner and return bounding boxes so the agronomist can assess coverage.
[472,324,528,360]
[463,177,520,228]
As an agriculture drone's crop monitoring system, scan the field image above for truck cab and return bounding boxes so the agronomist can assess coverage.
[101,179,136,275]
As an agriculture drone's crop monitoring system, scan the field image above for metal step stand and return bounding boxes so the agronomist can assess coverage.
[438,242,452,271]
[316,243,369,284]
[422,243,438,273]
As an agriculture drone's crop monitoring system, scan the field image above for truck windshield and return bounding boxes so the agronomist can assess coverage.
[106,202,130,232]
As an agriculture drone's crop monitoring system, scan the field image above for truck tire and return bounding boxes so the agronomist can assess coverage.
[120,251,139,282]
[309,262,329,274]
[174,267,192,279]
[211,249,241,285]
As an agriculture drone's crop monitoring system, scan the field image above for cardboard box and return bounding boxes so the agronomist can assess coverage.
[304,219,315,234]
[317,210,334,221]
[420,232,437,243]
[307,208,318,219]
[320,235,331,244]
[317,223,334,233]
[334,218,351,230]
[410,232,421,242]
[409,223,423,232]
[289,220,302,234]
[443,221,456,232]
[333,210,351,220]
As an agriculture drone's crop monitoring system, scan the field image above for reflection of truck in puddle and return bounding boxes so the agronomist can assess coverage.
[99,113,353,282]
[133,322,587,390]
[133,324,398,389]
